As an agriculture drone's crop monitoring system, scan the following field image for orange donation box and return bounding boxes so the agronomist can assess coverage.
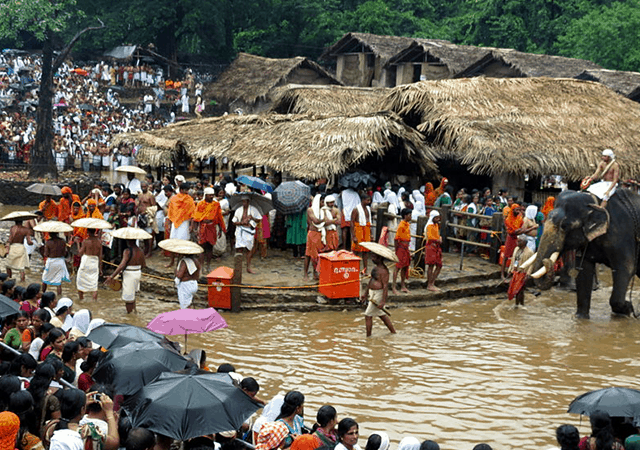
[207,266,234,309]
[318,251,361,299]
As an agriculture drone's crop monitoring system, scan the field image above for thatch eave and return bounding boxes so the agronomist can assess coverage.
[381,77,640,180]
[269,84,389,115]
[575,69,640,100]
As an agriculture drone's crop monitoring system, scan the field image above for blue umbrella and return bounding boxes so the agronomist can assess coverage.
[273,181,311,215]
[236,175,274,193]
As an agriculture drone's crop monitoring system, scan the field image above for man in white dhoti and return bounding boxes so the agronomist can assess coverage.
[105,239,146,314]
[76,229,103,301]
[232,196,262,274]
[175,256,201,309]
[6,219,32,282]
[586,148,620,207]
[42,233,70,296]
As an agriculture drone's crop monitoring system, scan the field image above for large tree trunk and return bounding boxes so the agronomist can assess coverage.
[29,35,57,180]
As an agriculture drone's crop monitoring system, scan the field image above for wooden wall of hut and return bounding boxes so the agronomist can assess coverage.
[394,63,449,86]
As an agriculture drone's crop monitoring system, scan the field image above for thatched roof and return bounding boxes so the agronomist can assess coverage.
[386,40,493,77]
[269,84,388,115]
[209,53,341,106]
[381,77,640,180]
[114,112,437,179]
[575,69,640,101]
[455,48,602,79]
[321,32,449,65]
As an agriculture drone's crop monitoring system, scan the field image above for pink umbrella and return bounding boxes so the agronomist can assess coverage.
[147,308,228,351]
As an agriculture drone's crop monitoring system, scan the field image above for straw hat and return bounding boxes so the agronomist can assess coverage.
[115,165,146,175]
[358,241,399,262]
[0,211,37,222]
[70,218,112,229]
[158,239,204,255]
[110,227,153,240]
[33,221,74,233]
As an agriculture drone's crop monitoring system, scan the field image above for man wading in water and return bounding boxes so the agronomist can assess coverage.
[361,252,396,337]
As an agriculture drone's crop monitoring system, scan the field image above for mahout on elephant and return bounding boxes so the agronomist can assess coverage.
[528,189,639,318]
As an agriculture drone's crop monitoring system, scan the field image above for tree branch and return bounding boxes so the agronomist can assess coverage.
[52,18,105,71]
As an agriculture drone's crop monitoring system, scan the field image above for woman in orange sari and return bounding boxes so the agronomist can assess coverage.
[424,182,437,206]
[541,196,555,219]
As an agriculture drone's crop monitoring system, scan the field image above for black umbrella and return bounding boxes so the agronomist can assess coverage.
[127,372,262,441]
[568,387,640,417]
[26,183,62,196]
[273,181,311,215]
[87,323,167,349]
[229,192,273,215]
[93,341,189,395]
[0,294,20,319]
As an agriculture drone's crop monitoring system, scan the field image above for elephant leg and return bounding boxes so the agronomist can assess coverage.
[610,264,635,316]
[575,260,595,319]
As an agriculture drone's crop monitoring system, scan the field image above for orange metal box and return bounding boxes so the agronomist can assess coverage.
[207,267,234,309]
[318,251,361,299]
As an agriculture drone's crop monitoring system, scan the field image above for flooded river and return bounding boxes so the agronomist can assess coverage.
[2,206,640,449]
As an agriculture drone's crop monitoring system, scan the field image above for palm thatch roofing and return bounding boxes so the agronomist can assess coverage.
[269,84,389,115]
[113,112,437,179]
[381,77,640,180]
[209,53,341,106]
[386,40,494,77]
[321,32,449,65]
[575,69,640,102]
[455,48,603,79]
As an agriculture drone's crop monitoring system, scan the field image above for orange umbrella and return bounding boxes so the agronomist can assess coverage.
[72,68,88,76]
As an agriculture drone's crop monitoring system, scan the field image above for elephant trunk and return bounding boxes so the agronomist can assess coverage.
[531,221,565,285]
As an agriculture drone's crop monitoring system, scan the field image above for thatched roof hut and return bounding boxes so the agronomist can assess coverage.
[575,69,640,102]
[320,33,450,87]
[455,48,602,79]
[114,112,437,180]
[269,84,388,115]
[386,40,493,83]
[208,53,341,113]
[381,77,640,180]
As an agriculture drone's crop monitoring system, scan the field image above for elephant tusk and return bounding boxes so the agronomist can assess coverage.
[519,252,538,270]
[549,252,560,263]
[531,266,547,279]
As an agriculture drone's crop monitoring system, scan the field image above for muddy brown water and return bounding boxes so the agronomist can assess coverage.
[1,205,639,449]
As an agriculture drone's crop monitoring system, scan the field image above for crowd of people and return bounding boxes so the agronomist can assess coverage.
[0,50,208,173]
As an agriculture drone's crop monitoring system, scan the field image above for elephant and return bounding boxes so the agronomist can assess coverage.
[528,189,639,318]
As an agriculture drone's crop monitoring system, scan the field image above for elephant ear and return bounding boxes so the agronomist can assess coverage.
[584,203,610,241]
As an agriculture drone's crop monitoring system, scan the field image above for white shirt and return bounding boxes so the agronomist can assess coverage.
[126,178,142,195]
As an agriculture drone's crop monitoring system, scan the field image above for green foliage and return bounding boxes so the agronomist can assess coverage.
[2,0,640,72]
[0,0,83,43]
[556,1,640,71]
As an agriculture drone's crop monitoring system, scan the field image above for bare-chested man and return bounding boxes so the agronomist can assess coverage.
[232,196,262,274]
[587,148,620,207]
[361,252,396,337]
[175,254,201,308]
[136,181,156,256]
[105,240,146,313]
[304,194,324,280]
[6,220,32,282]
[76,229,103,301]
[42,232,70,296]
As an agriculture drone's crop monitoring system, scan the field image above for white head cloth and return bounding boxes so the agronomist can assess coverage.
[602,148,615,159]
[525,205,538,220]
[397,437,421,450]
[71,309,91,335]
[427,209,440,226]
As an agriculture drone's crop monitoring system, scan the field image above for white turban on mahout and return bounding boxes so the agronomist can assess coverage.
[602,148,615,159]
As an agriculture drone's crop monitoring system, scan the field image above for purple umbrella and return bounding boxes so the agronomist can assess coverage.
[147,308,228,351]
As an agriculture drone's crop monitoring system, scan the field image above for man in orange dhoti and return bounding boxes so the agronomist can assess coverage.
[351,192,372,274]
[39,195,59,220]
[392,208,412,294]
[70,201,87,270]
[508,235,534,306]
[304,194,324,280]
[323,195,340,251]
[58,186,82,223]
[192,187,226,270]
[86,199,104,219]
[425,210,443,292]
